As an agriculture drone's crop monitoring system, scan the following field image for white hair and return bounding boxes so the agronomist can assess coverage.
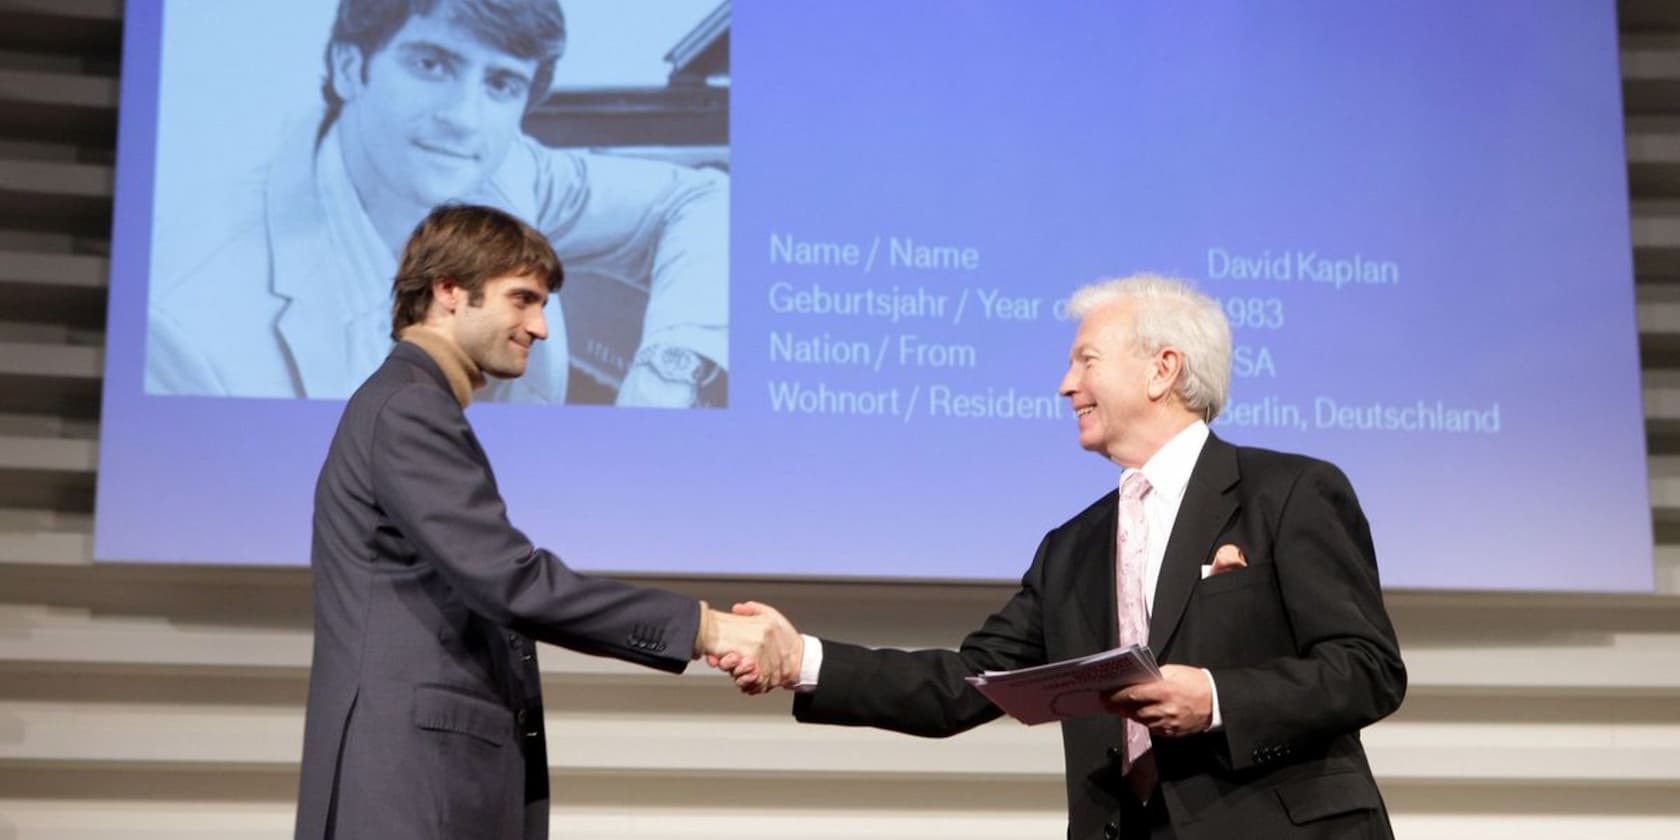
[1066,273,1232,422]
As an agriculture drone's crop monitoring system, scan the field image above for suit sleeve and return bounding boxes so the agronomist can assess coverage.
[1211,461,1407,770]
[370,383,699,672]
[793,533,1054,737]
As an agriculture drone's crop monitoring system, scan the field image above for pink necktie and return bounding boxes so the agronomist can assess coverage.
[1116,470,1155,786]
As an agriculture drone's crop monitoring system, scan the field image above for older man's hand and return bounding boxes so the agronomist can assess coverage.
[1102,664,1213,738]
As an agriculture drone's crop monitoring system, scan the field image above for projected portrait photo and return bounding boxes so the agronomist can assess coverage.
[144,0,730,407]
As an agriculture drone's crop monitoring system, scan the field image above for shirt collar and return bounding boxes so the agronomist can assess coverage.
[1121,419,1209,503]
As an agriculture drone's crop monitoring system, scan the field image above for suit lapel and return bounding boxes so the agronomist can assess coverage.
[1072,491,1120,651]
[270,122,398,398]
[1148,434,1240,655]
[268,130,354,398]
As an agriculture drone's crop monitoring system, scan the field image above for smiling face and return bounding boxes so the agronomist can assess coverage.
[448,271,550,379]
[1058,300,1158,466]
[332,10,537,210]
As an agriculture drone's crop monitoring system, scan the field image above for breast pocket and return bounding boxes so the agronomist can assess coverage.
[1181,563,1289,665]
[1196,561,1276,597]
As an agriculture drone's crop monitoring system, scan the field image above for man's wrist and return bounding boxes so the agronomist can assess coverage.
[793,634,823,691]
[634,344,719,386]
[623,344,726,408]
[692,600,714,659]
[1202,667,1223,731]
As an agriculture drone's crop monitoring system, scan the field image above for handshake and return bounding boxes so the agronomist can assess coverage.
[692,601,802,694]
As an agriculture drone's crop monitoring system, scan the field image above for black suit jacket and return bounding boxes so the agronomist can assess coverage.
[795,433,1406,840]
[295,342,701,840]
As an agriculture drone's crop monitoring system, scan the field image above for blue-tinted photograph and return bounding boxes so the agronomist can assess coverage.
[144,0,730,406]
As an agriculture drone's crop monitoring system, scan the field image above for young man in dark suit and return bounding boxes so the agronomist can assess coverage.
[295,204,792,840]
[728,274,1407,840]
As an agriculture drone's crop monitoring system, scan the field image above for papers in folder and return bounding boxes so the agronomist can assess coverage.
[964,645,1161,725]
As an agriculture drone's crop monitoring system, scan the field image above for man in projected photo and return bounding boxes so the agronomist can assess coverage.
[295,204,790,840]
[721,275,1407,840]
[147,0,727,407]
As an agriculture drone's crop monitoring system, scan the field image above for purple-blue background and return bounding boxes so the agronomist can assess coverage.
[98,0,1651,591]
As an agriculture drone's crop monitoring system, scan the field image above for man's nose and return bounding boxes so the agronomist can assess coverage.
[1058,366,1078,397]
[526,308,548,342]
[433,79,485,130]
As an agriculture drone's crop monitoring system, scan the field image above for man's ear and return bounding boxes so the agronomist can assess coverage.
[1146,347,1183,402]
[431,276,462,316]
[328,43,366,104]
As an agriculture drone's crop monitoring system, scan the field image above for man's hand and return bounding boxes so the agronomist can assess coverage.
[694,605,785,693]
[706,601,802,695]
[1103,664,1213,738]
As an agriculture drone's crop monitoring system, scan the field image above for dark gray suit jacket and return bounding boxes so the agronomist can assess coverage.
[295,342,700,840]
[794,434,1406,840]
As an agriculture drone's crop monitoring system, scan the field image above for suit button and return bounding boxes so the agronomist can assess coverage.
[1104,822,1120,840]
[516,709,528,727]
[1106,746,1123,764]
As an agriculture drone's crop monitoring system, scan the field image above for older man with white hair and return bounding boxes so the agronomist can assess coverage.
[731,273,1407,840]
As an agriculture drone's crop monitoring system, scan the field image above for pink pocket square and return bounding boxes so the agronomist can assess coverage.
[1200,544,1248,579]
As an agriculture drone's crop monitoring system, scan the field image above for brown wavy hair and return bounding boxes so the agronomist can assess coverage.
[317,0,566,142]
[390,204,564,338]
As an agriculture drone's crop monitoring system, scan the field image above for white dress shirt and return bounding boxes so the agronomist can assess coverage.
[1122,420,1223,729]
